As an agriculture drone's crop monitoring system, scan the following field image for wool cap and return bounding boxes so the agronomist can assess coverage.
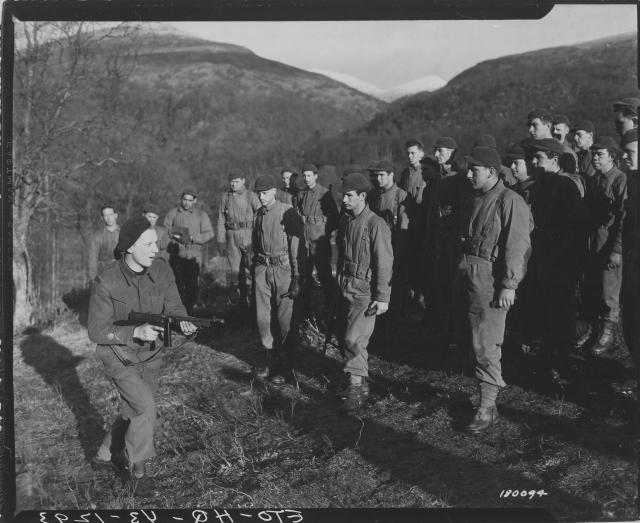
[117,216,152,253]
[368,159,395,173]
[142,203,160,216]
[613,97,640,114]
[465,146,502,170]
[301,163,318,173]
[504,144,526,162]
[590,136,620,152]
[473,134,497,149]
[530,138,565,156]
[434,136,458,150]
[254,174,278,192]
[621,129,638,147]
[181,188,197,198]
[571,120,595,133]
[341,172,372,193]
[227,171,244,181]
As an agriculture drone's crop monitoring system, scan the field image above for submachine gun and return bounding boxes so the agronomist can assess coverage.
[128,311,225,348]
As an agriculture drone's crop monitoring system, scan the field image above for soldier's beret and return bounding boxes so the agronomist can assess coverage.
[117,216,152,253]
[612,97,640,114]
[552,114,571,126]
[405,139,424,150]
[527,108,553,123]
[466,146,502,170]
[571,120,594,133]
[227,171,244,181]
[368,159,395,173]
[504,144,526,162]
[529,138,565,156]
[142,203,161,216]
[590,136,620,152]
[301,163,318,173]
[181,188,197,198]
[434,136,457,150]
[254,174,277,192]
[473,134,497,149]
[341,172,372,193]
[621,129,638,147]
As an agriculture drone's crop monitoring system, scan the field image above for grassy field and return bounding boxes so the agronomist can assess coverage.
[13,286,639,521]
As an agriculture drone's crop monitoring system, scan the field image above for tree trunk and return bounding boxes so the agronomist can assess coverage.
[13,191,38,328]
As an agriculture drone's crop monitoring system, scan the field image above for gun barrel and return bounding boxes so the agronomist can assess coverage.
[128,311,224,328]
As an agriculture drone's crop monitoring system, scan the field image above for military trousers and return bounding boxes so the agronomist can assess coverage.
[169,254,200,314]
[96,345,163,465]
[455,255,507,388]
[424,243,459,350]
[336,277,377,378]
[224,229,253,299]
[302,237,335,307]
[254,263,296,351]
[581,253,622,322]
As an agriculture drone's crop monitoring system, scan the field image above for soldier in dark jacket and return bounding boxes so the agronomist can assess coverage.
[456,147,531,433]
[88,217,196,496]
[474,134,517,187]
[572,120,596,184]
[578,137,627,355]
[613,97,640,139]
[252,174,305,384]
[336,172,393,412]
[528,139,590,385]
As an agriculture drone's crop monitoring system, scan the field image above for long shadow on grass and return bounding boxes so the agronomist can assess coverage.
[19,327,105,461]
[219,365,600,520]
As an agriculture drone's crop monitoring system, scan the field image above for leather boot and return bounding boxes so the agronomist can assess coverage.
[254,349,272,379]
[465,405,500,434]
[575,321,596,349]
[591,320,616,356]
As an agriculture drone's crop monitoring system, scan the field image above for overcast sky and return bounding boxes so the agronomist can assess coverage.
[171,5,637,89]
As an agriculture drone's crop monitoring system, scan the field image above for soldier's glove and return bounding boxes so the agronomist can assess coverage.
[286,278,300,300]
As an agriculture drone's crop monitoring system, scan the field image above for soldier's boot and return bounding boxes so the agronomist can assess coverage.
[575,320,597,350]
[465,383,500,434]
[254,349,273,380]
[339,375,370,413]
[591,320,616,356]
[270,350,296,386]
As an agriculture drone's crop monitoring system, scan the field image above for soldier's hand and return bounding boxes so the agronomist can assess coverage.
[495,288,516,309]
[134,324,164,342]
[606,252,622,269]
[179,321,198,336]
[366,301,389,316]
[286,278,300,300]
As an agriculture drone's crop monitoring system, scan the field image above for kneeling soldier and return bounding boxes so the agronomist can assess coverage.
[88,217,197,496]
[458,147,531,433]
[253,174,305,384]
[336,172,394,412]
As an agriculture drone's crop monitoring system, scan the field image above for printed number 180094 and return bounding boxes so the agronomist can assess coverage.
[499,489,548,500]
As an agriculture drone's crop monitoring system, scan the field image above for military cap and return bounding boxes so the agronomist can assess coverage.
[227,171,244,181]
[466,146,502,170]
[142,203,161,216]
[530,138,565,156]
[473,134,497,149]
[612,97,640,114]
[590,136,620,152]
[301,163,318,174]
[621,128,638,147]
[254,174,277,192]
[405,139,424,150]
[571,120,594,133]
[117,216,152,253]
[504,144,526,162]
[434,136,457,150]
[552,114,571,126]
[341,172,372,193]
[527,108,553,124]
[181,188,197,198]
[368,159,395,173]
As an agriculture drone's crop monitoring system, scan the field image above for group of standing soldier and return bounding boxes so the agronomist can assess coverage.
[86,96,640,496]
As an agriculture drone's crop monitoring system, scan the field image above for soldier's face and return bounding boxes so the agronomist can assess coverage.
[230,178,245,192]
[552,123,570,143]
[181,194,196,211]
[375,171,394,189]
[614,111,635,137]
[303,171,317,188]
[466,165,495,191]
[128,228,159,268]
[510,159,528,181]
[591,148,614,172]
[622,141,638,171]
[573,130,593,151]
[407,146,424,166]
[143,212,159,227]
[281,171,292,188]
[342,190,366,212]
[434,147,454,165]
[528,118,552,140]
[531,151,558,173]
[258,188,276,207]
[101,208,117,227]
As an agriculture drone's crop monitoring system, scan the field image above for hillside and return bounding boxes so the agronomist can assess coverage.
[304,32,639,165]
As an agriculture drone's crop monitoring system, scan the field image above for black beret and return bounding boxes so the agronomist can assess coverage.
[254,174,277,192]
[117,216,152,253]
[368,159,395,173]
[530,138,565,156]
[301,163,318,173]
[181,188,197,198]
[142,203,161,216]
[465,146,502,170]
[527,108,553,123]
[552,114,571,126]
[434,136,458,150]
[590,136,620,152]
[341,172,372,193]
[613,97,640,114]
[571,120,594,133]
[473,134,497,149]
[621,129,638,147]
